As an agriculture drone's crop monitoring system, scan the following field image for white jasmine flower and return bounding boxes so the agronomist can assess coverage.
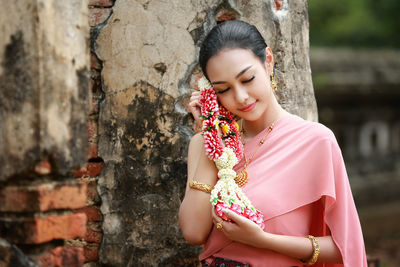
[198,76,212,91]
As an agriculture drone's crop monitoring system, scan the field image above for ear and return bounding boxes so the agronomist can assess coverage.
[264,47,274,74]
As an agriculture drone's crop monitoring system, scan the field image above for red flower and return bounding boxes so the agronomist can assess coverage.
[252,211,265,229]
[243,208,254,218]
[219,105,234,120]
[203,130,224,161]
[215,201,230,221]
[230,202,242,215]
[224,134,243,161]
[200,88,219,117]
[202,116,218,132]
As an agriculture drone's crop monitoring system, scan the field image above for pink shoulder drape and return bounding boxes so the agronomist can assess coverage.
[199,114,367,267]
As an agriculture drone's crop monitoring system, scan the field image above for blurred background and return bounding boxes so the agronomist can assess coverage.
[308,0,400,266]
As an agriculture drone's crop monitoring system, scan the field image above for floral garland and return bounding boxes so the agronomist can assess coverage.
[198,77,265,229]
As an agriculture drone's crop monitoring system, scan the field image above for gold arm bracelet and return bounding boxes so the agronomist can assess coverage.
[189,180,213,194]
[301,235,320,266]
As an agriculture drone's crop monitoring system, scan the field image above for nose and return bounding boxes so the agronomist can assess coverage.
[234,84,249,104]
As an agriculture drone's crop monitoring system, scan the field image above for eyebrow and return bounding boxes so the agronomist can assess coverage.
[211,65,253,85]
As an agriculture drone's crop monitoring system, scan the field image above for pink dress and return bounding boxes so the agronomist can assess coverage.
[200,114,367,267]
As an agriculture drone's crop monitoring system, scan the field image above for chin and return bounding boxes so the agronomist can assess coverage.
[239,109,264,122]
[238,114,259,122]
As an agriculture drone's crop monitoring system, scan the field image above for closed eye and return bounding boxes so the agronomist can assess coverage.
[216,76,254,94]
[242,76,255,84]
[216,87,230,94]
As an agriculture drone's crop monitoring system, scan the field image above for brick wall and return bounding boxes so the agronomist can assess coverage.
[0,177,88,265]
[64,0,115,265]
[68,0,114,265]
[0,0,104,266]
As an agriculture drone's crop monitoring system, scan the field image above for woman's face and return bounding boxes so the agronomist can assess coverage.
[205,48,275,122]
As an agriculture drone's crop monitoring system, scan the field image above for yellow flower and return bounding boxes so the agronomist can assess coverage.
[215,120,219,129]
[234,122,239,131]
[222,124,229,135]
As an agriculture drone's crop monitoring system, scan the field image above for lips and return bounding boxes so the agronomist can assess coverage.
[239,101,257,112]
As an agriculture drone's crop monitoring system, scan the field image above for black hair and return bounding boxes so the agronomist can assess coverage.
[199,20,268,79]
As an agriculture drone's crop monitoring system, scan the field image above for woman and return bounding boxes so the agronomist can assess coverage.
[179,20,367,267]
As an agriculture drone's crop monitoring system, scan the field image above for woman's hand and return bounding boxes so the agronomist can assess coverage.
[212,208,343,264]
[186,90,202,133]
[212,208,265,247]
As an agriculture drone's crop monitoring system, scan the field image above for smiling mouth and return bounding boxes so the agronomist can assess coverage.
[239,101,257,112]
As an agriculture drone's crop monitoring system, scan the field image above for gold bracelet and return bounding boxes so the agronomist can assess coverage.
[189,180,213,194]
[301,235,320,266]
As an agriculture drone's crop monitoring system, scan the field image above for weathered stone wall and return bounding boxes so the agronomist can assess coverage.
[94,0,317,265]
[0,0,90,179]
[0,0,91,265]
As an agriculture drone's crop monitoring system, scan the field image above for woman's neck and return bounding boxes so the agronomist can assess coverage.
[241,101,288,140]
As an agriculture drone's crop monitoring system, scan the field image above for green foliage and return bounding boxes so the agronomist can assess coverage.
[312,73,330,90]
[308,0,400,48]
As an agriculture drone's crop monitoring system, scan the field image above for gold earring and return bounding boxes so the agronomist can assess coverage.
[270,72,277,92]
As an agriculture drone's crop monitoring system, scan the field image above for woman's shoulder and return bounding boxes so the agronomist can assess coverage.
[188,132,206,156]
[279,114,344,158]
[189,132,203,146]
[284,113,336,143]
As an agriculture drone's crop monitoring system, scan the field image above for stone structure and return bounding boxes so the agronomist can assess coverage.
[94,0,317,265]
[311,48,400,266]
[0,0,89,180]
[0,0,92,265]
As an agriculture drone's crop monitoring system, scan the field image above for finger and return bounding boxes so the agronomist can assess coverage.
[215,220,225,231]
[189,98,201,107]
[189,109,202,120]
[188,95,201,105]
[212,208,227,226]
[223,209,247,225]
[190,94,200,100]
[192,86,201,92]
[185,102,194,113]
[188,108,201,119]
[187,101,201,114]
[190,96,201,103]
[211,207,220,221]
[188,100,201,108]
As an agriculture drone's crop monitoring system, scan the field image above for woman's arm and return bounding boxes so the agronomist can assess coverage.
[178,133,218,245]
[257,231,342,264]
[214,207,343,264]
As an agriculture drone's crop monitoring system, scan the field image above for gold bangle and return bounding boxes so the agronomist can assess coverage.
[189,180,213,194]
[301,235,320,266]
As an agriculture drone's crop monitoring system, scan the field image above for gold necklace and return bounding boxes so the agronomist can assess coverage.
[235,121,275,187]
